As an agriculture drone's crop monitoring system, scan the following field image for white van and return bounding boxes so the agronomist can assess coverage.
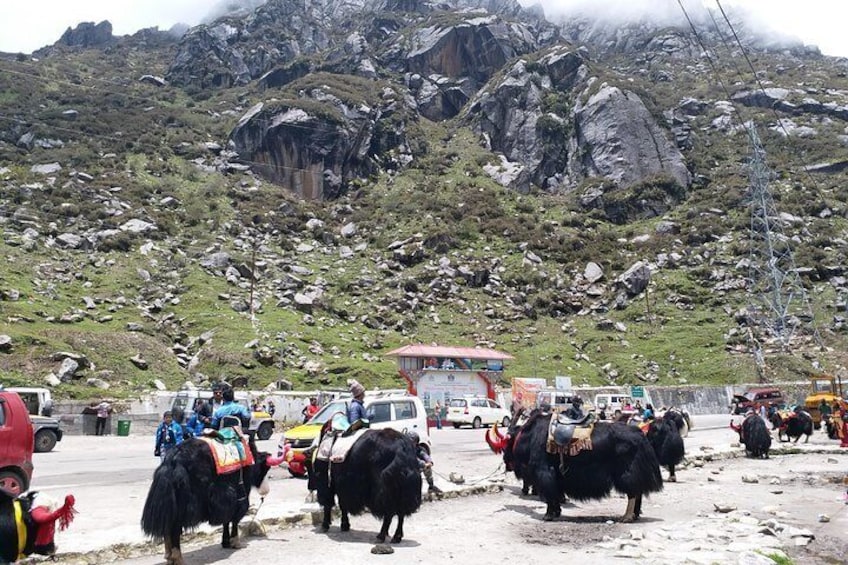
[593,394,637,420]
[446,396,511,429]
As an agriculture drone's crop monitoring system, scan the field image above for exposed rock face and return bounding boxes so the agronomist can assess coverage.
[58,21,114,48]
[230,77,415,199]
[404,14,546,120]
[468,46,588,191]
[468,46,687,194]
[407,16,537,82]
[166,0,337,88]
[568,85,690,190]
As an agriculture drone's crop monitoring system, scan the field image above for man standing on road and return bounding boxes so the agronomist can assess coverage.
[434,401,442,430]
[95,399,112,436]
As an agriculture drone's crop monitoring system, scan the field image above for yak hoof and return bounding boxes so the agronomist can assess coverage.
[340,522,351,532]
[391,534,403,544]
[376,533,387,543]
[321,523,330,533]
[621,514,637,523]
[668,475,677,483]
[169,548,185,565]
[230,536,242,549]
[543,514,556,522]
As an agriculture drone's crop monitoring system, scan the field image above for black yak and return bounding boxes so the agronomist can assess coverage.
[311,428,422,543]
[769,410,813,443]
[730,414,771,458]
[1,490,77,563]
[487,411,663,522]
[645,416,686,482]
[141,435,284,565]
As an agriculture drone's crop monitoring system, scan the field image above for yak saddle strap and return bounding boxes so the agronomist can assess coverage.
[13,499,27,561]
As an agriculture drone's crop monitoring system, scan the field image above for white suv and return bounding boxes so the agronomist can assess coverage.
[446,397,511,429]
[279,392,431,456]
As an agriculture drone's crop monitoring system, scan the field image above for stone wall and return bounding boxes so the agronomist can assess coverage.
[567,382,813,415]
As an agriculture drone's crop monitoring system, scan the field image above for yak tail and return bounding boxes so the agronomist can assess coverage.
[141,461,190,539]
[620,438,664,497]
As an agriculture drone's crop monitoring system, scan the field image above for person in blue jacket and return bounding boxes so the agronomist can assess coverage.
[185,398,207,437]
[154,410,184,461]
[210,386,252,430]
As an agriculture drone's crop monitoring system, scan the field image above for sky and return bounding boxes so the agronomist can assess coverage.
[0,0,846,58]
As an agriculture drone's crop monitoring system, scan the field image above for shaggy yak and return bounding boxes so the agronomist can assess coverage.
[644,416,686,482]
[730,414,772,458]
[769,410,813,443]
[310,428,422,543]
[487,411,663,522]
[141,435,284,565]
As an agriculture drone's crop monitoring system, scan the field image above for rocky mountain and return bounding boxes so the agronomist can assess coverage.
[0,1,847,397]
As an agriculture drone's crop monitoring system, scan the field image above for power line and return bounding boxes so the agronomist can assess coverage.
[679,0,829,372]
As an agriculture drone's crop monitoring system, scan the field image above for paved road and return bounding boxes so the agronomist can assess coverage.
[32,414,840,557]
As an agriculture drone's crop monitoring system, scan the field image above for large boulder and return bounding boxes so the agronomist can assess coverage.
[229,74,416,199]
[567,85,690,190]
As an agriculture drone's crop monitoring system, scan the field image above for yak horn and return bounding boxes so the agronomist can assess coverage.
[493,420,506,441]
[485,424,508,454]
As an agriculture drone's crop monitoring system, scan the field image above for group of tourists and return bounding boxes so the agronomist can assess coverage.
[153,384,253,460]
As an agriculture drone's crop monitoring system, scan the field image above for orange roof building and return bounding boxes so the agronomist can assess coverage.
[385,344,514,404]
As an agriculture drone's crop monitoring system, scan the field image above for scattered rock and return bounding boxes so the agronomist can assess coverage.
[741,474,759,484]
[371,544,394,555]
[31,162,62,175]
[130,354,149,370]
[0,334,12,352]
[713,504,737,513]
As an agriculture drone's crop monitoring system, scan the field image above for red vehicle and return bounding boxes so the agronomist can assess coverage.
[0,387,35,495]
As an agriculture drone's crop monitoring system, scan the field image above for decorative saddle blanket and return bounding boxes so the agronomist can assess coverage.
[547,416,594,456]
[316,429,368,463]
[200,428,254,475]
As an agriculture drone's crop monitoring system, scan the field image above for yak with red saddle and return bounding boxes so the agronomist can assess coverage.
[141,426,284,565]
